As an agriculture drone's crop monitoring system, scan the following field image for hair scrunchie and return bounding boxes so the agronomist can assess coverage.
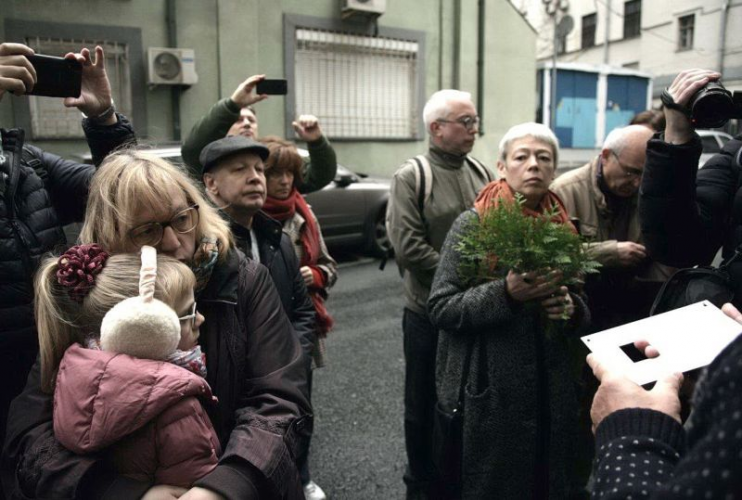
[56,244,109,302]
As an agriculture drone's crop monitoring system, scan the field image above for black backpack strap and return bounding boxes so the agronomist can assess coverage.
[411,156,427,223]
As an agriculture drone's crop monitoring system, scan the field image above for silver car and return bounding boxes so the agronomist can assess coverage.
[76,144,392,257]
[698,130,734,168]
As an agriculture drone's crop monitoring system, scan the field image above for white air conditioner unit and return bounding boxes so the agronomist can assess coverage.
[147,48,198,86]
[342,0,386,18]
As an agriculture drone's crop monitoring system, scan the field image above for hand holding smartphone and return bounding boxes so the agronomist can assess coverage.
[26,54,82,98]
[256,79,288,95]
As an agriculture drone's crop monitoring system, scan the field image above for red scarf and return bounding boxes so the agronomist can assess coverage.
[263,189,334,335]
[474,179,576,232]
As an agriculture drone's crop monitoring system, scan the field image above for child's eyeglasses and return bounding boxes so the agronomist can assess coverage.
[178,302,198,328]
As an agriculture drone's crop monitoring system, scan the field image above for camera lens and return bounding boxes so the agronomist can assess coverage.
[689,81,732,129]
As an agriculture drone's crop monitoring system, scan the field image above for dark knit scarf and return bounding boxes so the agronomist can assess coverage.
[263,189,334,335]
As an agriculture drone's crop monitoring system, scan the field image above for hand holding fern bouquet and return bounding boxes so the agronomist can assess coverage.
[457,192,601,319]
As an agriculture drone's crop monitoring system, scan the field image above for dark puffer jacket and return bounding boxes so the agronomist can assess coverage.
[639,133,742,305]
[0,117,135,348]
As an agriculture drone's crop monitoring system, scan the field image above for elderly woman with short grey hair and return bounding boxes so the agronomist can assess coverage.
[428,122,589,499]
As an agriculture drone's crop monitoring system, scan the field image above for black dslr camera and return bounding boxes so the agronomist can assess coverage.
[688,81,742,129]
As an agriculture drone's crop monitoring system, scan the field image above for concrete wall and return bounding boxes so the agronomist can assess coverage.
[1,0,537,176]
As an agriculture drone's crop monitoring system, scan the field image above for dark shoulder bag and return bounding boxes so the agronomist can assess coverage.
[431,335,474,495]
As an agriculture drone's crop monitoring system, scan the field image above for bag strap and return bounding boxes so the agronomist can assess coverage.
[465,155,494,182]
[412,155,433,216]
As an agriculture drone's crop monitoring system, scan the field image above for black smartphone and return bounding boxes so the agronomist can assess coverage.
[256,79,288,95]
[26,54,82,98]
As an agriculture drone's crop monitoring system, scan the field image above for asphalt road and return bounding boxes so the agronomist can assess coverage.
[307,253,407,499]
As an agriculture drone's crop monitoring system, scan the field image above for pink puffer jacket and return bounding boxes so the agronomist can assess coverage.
[53,344,220,488]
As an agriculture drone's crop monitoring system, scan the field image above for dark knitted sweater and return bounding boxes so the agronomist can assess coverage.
[592,333,742,498]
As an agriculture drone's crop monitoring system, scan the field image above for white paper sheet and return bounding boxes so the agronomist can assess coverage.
[581,300,742,385]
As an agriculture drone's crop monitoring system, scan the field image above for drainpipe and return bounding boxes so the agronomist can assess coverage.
[438,0,444,89]
[719,0,730,73]
[453,0,461,89]
[476,0,485,135]
[167,0,182,141]
[602,0,610,64]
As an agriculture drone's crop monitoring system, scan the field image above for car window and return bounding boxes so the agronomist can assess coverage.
[701,136,721,154]
[718,134,731,147]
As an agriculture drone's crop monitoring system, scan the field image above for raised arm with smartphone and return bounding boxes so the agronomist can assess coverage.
[0,43,117,125]
[0,41,137,499]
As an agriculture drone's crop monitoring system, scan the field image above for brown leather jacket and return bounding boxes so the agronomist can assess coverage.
[2,250,311,500]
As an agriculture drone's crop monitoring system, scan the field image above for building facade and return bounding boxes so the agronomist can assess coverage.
[515,0,742,140]
[1,0,538,177]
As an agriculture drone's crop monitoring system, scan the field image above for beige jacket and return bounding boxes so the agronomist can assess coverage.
[387,145,493,314]
[551,157,674,281]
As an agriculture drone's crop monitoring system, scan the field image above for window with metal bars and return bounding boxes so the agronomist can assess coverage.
[623,0,641,39]
[582,13,597,49]
[293,28,420,140]
[678,14,695,51]
[24,37,131,140]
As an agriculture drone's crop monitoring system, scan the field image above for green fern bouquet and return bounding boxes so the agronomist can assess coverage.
[456,194,601,286]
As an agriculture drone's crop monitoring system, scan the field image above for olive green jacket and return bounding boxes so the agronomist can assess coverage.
[181,98,337,194]
[387,146,493,315]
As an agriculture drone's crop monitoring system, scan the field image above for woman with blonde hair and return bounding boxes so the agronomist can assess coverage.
[4,151,311,500]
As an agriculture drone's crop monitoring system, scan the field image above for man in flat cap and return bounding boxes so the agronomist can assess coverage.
[200,136,315,365]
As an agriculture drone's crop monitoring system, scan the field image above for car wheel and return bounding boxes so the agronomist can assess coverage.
[368,206,393,258]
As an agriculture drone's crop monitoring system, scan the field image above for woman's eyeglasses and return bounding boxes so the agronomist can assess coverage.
[129,205,200,247]
[178,302,198,329]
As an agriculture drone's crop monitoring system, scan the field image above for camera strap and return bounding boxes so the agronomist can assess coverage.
[660,89,692,118]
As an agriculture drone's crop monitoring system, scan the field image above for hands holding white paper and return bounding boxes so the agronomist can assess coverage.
[587,302,742,433]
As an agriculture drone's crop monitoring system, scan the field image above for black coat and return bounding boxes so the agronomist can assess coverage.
[640,133,742,305]
[230,211,316,362]
[2,251,311,500]
[0,118,135,347]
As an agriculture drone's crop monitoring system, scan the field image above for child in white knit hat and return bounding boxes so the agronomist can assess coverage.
[36,244,219,490]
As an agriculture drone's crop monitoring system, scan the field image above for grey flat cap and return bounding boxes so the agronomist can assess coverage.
[199,136,270,174]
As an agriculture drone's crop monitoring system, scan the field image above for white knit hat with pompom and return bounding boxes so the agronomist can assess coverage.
[100,246,180,360]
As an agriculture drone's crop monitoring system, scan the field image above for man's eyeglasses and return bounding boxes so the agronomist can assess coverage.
[129,205,200,247]
[436,115,480,132]
[611,152,643,179]
[178,302,198,329]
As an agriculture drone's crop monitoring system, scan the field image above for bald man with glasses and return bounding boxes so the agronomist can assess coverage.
[552,124,674,331]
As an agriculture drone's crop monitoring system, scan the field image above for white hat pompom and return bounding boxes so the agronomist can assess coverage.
[100,296,180,360]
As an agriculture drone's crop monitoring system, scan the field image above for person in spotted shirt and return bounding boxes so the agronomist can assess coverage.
[587,301,742,498]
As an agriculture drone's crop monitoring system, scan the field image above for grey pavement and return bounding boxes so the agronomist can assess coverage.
[308,255,407,499]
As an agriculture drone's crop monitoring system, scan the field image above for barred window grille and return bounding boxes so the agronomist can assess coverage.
[24,37,131,139]
[294,28,419,140]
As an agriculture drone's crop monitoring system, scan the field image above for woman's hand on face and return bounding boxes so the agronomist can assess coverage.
[540,286,575,320]
[505,270,562,303]
[141,485,188,500]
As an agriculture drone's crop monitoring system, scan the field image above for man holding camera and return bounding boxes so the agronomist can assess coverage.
[640,69,742,303]
[581,68,742,498]
[0,41,135,480]
[181,74,337,194]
